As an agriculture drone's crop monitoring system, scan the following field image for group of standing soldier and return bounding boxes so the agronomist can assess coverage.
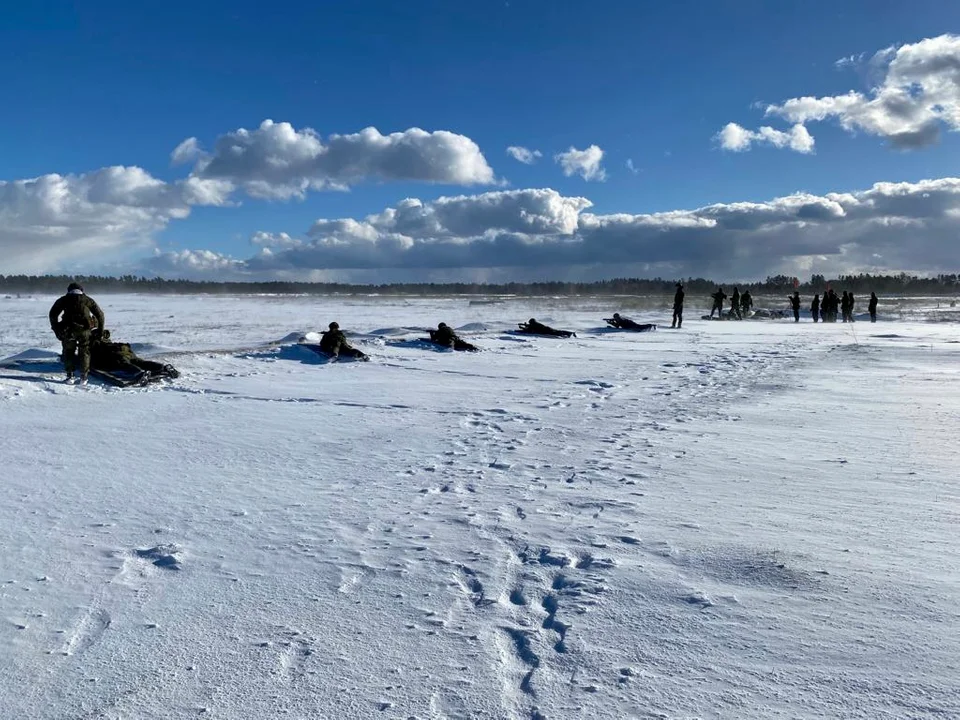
[707,287,754,320]
[704,286,879,324]
[808,290,879,323]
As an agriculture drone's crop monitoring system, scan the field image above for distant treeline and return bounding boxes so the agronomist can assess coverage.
[2,273,960,296]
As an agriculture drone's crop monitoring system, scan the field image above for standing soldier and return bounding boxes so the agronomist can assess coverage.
[868,292,879,322]
[49,282,105,384]
[730,287,742,320]
[811,294,821,323]
[671,283,684,328]
[709,287,727,318]
[788,291,801,322]
[740,290,753,317]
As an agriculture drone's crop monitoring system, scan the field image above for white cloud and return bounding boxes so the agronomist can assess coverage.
[625,159,639,174]
[171,137,202,165]
[766,34,960,149]
[152,177,960,281]
[555,145,607,181]
[147,249,246,277]
[506,146,542,164]
[835,52,867,70]
[0,166,227,274]
[717,123,815,153]
[250,231,303,249]
[185,120,496,200]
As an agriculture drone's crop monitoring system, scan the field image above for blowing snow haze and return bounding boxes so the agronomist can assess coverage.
[3,3,960,282]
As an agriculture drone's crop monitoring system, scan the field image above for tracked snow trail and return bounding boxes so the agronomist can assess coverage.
[1,294,958,719]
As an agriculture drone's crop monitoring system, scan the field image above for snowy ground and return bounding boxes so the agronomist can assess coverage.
[1,293,958,719]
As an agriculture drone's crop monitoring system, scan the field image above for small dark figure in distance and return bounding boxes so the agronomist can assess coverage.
[604,313,656,331]
[430,322,479,351]
[825,289,839,322]
[740,290,753,317]
[811,294,821,323]
[518,318,575,338]
[840,291,851,323]
[49,282,105,384]
[729,288,742,320]
[789,291,801,322]
[672,283,685,328]
[319,322,368,360]
[868,292,879,322]
[709,288,727,318]
[845,292,856,323]
[90,329,180,384]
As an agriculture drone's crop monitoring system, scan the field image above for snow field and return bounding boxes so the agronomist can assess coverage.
[1,294,958,719]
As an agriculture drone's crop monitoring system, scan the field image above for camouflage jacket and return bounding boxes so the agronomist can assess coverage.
[319,329,348,353]
[90,340,138,367]
[49,294,105,334]
[430,326,458,345]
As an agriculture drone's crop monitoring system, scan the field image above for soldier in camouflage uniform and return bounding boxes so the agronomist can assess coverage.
[48,282,105,383]
[429,322,478,351]
[89,330,180,381]
[318,322,367,360]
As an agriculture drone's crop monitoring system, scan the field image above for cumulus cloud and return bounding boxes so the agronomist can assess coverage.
[506,146,542,164]
[765,34,960,149]
[171,137,202,165]
[0,119,498,275]
[185,120,496,199]
[0,166,227,274]
[146,249,246,278]
[154,177,960,281]
[555,145,607,181]
[250,231,303,249]
[717,123,815,153]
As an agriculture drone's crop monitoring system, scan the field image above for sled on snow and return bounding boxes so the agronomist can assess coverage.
[89,361,180,387]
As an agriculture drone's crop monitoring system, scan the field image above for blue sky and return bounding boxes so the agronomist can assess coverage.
[3,1,960,281]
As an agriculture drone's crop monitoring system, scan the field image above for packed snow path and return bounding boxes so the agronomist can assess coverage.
[1,294,958,719]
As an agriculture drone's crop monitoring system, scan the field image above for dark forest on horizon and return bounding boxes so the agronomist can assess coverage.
[2,273,960,296]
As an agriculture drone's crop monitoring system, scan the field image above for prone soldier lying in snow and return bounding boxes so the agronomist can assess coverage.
[89,330,180,384]
[317,322,368,360]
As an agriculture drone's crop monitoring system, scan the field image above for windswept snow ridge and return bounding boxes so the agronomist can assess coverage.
[1,293,958,719]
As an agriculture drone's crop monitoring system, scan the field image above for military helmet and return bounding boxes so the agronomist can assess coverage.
[438,322,448,329]
[528,318,536,325]
[329,321,339,330]
[67,282,83,293]
[613,313,621,319]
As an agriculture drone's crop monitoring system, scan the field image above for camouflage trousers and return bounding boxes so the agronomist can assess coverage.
[61,328,92,375]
